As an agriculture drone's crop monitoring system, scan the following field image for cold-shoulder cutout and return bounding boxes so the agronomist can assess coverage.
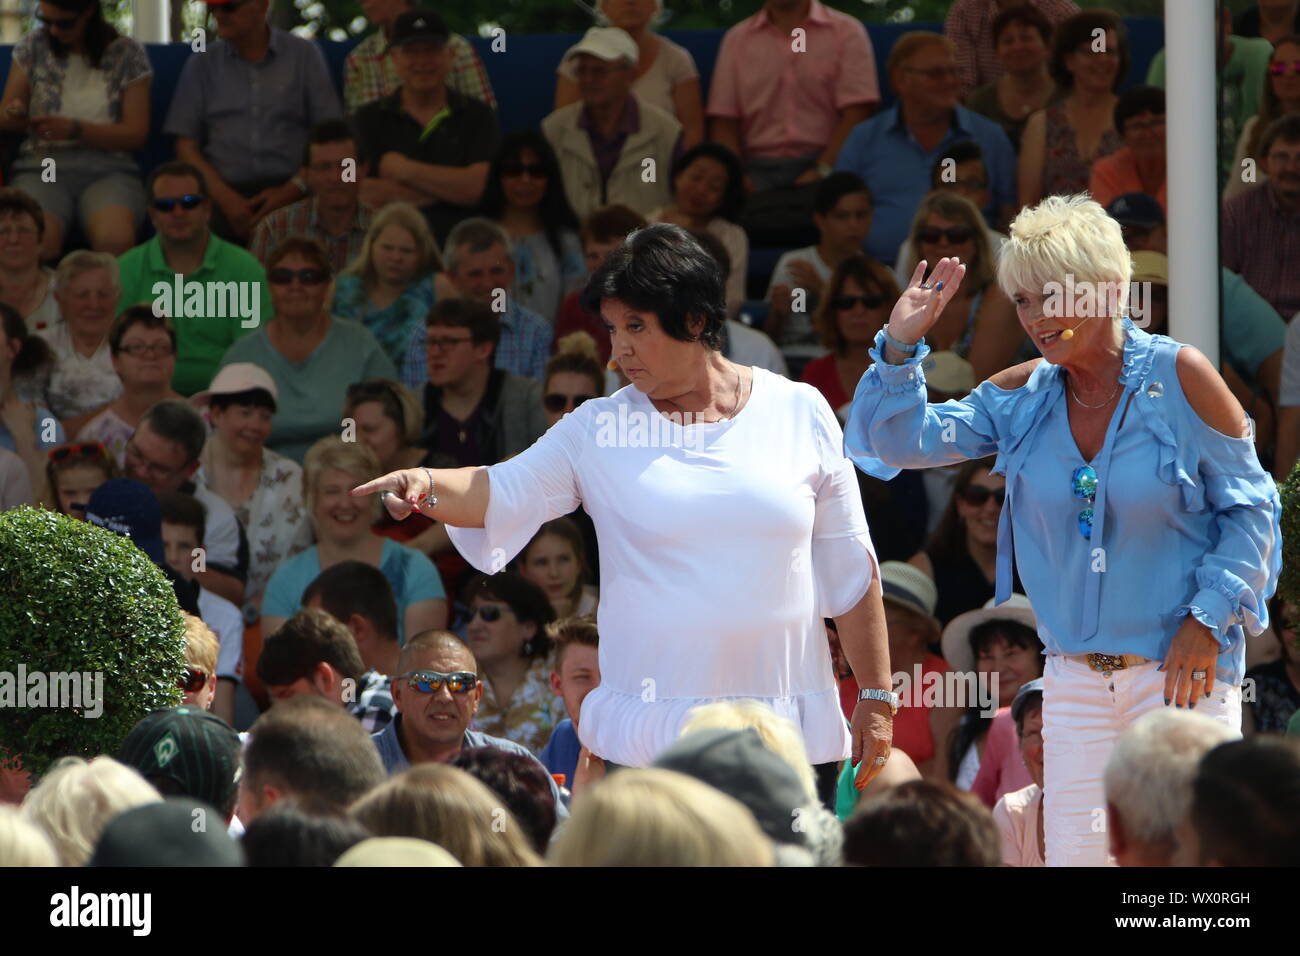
[988,358,1043,392]
[1174,346,1250,440]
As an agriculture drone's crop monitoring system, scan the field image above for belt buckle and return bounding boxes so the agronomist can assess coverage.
[1087,653,1128,674]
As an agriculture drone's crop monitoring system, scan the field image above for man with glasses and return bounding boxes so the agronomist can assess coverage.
[370,629,569,814]
[835,32,1016,266]
[164,0,343,243]
[114,162,272,396]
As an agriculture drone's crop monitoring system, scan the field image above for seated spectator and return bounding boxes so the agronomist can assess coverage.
[164,0,342,243]
[1088,86,1167,212]
[20,757,159,867]
[1186,736,1300,866]
[401,219,552,386]
[650,143,747,317]
[125,399,247,607]
[343,0,496,113]
[114,162,271,396]
[410,298,546,468]
[0,188,58,332]
[303,560,403,677]
[945,0,1078,98]
[517,518,599,620]
[555,0,703,148]
[116,706,242,827]
[462,571,563,757]
[991,677,1045,866]
[940,595,1043,790]
[251,120,375,277]
[45,440,114,519]
[837,32,1016,266]
[1244,595,1300,734]
[897,191,1024,380]
[1019,10,1126,206]
[480,131,585,325]
[538,616,601,791]
[1105,709,1237,867]
[843,779,1002,866]
[75,306,183,470]
[0,303,62,495]
[0,447,34,511]
[801,255,900,421]
[238,695,386,824]
[353,10,498,247]
[351,763,542,866]
[448,747,560,855]
[543,27,683,220]
[261,437,447,643]
[964,4,1058,152]
[257,607,396,734]
[240,798,371,867]
[547,767,772,866]
[40,251,123,423]
[0,805,58,866]
[333,203,440,370]
[216,236,397,464]
[1226,34,1300,201]
[766,173,874,348]
[0,0,150,257]
[688,230,786,376]
[554,204,647,367]
[1223,115,1300,323]
[191,363,310,608]
[1235,2,1300,43]
[161,498,246,724]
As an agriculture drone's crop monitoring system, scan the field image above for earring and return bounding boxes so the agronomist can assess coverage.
[522,638,535,657]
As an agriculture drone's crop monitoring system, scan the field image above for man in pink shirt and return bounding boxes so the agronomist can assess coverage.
[707,0,880,194]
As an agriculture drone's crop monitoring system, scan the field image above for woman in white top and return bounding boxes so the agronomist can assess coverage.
[38,249,123,424]
[554,0,704,149]
[0,188,58,333]
[355,224,895,782]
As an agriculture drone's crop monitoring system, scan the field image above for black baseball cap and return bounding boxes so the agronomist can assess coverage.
[89,799,244,867]
[1105,192,1165,229]
[117,706,243,816]
[388,10,450,51]
[86,478,167,568]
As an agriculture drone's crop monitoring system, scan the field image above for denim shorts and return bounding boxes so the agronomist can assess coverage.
[10,152,146,234]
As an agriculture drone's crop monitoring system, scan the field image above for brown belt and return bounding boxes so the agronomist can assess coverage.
[1072,653,1149,674]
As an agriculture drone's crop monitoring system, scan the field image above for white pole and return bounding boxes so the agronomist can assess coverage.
[1163,0,1220,364]
[132,0,169,42]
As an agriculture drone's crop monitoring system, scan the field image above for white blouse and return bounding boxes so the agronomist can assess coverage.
[447,367,878,766]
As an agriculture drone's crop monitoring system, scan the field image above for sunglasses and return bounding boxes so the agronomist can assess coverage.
[959,485,1006,508]
[543,392,594,414]
[918,226,975,245]
[400,670,479,694]
[48,442,108,464]
[37,11,80,29]
[1269,61,1300,75]
[831,294,887,311]
[179,668,208,693]
[1071,464,1098,539]
[469,604,508,623]
[501,161,547,179]
[151,194,204,213]
[268,267,330,286]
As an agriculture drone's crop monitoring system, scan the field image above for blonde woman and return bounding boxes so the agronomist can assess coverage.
[21,757,159,866]
[350,764,542,867]
[0,805,58,866]
[847,193,1279,866]
[333,202,450,369]
[547,768,773,867]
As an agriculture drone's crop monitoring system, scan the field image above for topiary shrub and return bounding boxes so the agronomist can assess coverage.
[1279,465,1300,610]
[0,507,186,779]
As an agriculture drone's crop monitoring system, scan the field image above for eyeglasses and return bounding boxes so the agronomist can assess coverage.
[543,392,593,414]
[469,604,507,623]
[1269,61,1300,75]
[48,442,108,464]
[268,267,330,286]
[179,668,208,693]
[118,342,175,358]
[151,194,204,213]
[426,335,473,351]
[1071,464,1098,539]
[0,224,39,240]
[399,670,479,694]
[905,66,959,80]
[918,226,975,245]
[125,441,185,482]
[37,11,80,29]
[831,294,887,311]
[501,161,547,179]
[959,485,1006,508]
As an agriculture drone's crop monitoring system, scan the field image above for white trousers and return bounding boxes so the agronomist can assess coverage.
[1041,654,1242,867]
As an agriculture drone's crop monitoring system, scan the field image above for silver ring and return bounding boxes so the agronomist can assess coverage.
[381,491,399,502]
[1191,670,1208,680]
[920,282,932,290]
[873,755,887,766]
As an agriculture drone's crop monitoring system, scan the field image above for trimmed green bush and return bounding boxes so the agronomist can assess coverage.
[1280,465,1300,610]
[0,507,185,779]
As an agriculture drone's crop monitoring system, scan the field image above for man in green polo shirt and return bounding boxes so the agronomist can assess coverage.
[117,161,274,396]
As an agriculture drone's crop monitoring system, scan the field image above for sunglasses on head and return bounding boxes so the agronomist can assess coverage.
[400,670,478,694]
[959,484,1006,507]
[469,604,508,623]
[179,668,208,693]
[268,267,330,286]
[48,442,108,464]
[1269,61,1300,75]
[831,293,887,311]
[918,226,975,245]
[152,194,204,213]
[501,161,547,178]
[543,392,593,414]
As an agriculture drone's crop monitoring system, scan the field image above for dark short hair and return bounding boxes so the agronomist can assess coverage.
[1114,85,1165,135]
[302,561,400,645]
[108,305,177,356]
[0,187,45,237]
[243,696,387,811]
[209,388,277,414]
[1260,114,1300,159]
[303,118,356,167]
[424,297,500,353]
[1049,9,1129,92]
[814,172,872,216]
[580,204,648,246]
[139,399,207,464]
[1190,737,1300,866]
[689,228,731,281]
[969,618,1042,661]
[843,780,1002,866]
[258,607,366,686]
[157,490,207,544]
[146,161,209,201]
[463,571,557,660]
[581,223,726,351]
[447,747,558,854]
[992,3,1052,46]
[669,142,745,222]
[241,798,372,867]
[930,141,987,189]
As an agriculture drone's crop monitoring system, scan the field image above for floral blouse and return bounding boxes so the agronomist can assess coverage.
[331,274,436,372]
[471,654,566,758]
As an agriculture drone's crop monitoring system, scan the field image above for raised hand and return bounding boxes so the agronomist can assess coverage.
[885,256,967,348]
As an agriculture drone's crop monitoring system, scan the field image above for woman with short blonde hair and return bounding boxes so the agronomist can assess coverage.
[0,804,58,866]
[21,757,160,866]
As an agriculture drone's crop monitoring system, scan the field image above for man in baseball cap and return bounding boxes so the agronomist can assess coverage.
[117,706,243,824]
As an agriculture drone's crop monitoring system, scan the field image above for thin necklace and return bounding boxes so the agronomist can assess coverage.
[664,365,744,423]
[1069,379,1121,409]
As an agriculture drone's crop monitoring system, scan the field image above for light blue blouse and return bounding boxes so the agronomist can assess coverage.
[844,318,1280,685]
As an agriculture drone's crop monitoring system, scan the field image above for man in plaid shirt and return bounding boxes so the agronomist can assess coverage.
[344,0,496,112]
[945,0,1079,99]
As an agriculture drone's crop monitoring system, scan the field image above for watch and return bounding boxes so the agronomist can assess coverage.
[858,687,900,715]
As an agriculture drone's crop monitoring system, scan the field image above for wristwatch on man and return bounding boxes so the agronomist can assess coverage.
[858,687,900,716]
